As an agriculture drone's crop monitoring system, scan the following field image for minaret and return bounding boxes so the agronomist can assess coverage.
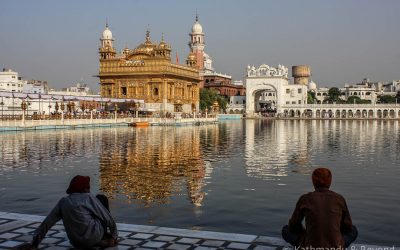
[188,14,205,70]
[99,21,116,59]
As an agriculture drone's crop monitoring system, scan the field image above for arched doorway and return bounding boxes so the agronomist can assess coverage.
[389,110,395,118]
[245,67,289,116]
[383,109,389,118]
[251,86,278,116]
[342,110,347,118]
[321,110,327,118]
[355,110,361,118]
[368,110,374,118]
[362,110,367,118]
[348,110,353,118]
[377,110,382,118]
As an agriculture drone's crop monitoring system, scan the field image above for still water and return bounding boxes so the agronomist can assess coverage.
[0,120,399,245]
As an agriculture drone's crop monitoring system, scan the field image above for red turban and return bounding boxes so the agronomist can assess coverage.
[66,175,90,194]
[312,168,332,188]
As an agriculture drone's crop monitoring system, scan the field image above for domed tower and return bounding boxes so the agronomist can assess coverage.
[308,80,317,91]
[188,14,205,70]
[292,65,311,85]
[99,21,116,60]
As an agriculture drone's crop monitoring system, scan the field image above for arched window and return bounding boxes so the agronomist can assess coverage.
[153,88,159,96]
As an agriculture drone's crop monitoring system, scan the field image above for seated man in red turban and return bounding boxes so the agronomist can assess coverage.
[26,175,118,249]
[282,168,358,249]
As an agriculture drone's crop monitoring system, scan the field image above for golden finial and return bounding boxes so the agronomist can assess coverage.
[146,25,151,42]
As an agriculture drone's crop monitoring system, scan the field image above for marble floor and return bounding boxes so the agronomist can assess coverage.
[0,212,395,250]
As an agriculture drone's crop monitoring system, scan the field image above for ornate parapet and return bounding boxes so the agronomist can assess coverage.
[120,60,145,67]
[247,64,288,78]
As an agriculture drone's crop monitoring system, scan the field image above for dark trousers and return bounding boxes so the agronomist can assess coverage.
[282,225,358,248]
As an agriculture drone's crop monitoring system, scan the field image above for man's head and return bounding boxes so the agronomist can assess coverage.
[312,168,332,189]
[66,175,90,194]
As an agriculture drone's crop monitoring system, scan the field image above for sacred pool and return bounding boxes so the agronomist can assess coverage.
[0,120,399,245]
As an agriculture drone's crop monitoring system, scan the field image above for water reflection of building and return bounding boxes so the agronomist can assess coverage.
[244,120,400,180]
[244,120,310,180]
[0,129,99,174]
[98,126,208,207]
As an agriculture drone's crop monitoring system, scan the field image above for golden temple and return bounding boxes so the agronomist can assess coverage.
[98,24,201,113]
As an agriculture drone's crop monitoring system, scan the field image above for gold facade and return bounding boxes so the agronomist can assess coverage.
[99,126,207,207]
[98,31,201,112]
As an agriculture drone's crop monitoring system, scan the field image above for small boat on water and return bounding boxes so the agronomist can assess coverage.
[129,121,149,127]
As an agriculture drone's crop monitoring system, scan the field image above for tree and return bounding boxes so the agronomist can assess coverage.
[200,88,228,112]
[378,95,396,104]
[346,96,371,104]
[325,87,343,103]
[307,91,316,104]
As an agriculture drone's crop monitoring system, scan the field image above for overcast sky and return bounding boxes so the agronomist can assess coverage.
[1,0,399,91]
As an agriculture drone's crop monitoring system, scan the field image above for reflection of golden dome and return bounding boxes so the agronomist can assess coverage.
[99,127,206,207]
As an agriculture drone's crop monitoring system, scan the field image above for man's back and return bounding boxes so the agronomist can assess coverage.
[32,192,117,248]
[289,188,353,248]
[59,193,107,247]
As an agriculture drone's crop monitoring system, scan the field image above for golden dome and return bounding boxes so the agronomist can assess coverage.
[187,52,196,61]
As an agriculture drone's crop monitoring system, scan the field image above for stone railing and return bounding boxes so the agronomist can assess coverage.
[281,103,400,109]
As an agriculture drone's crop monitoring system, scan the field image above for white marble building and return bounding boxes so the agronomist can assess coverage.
[341,83,377,103]
[227,96,246,113]
[245,64,307,116]
[0,68,25,92]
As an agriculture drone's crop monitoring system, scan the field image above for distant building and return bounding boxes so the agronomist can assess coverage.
[380,80,400,96]
[341,81,376,103]
[48,82,94,96]
[313,87,329,104]
[188,14,244,98]
[24,80,48,94]
[203,72,246,98]
[227,96,246,114]
[0,68,25,92]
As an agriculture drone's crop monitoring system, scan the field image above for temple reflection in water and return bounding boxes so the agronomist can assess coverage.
[98,126,212,207]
